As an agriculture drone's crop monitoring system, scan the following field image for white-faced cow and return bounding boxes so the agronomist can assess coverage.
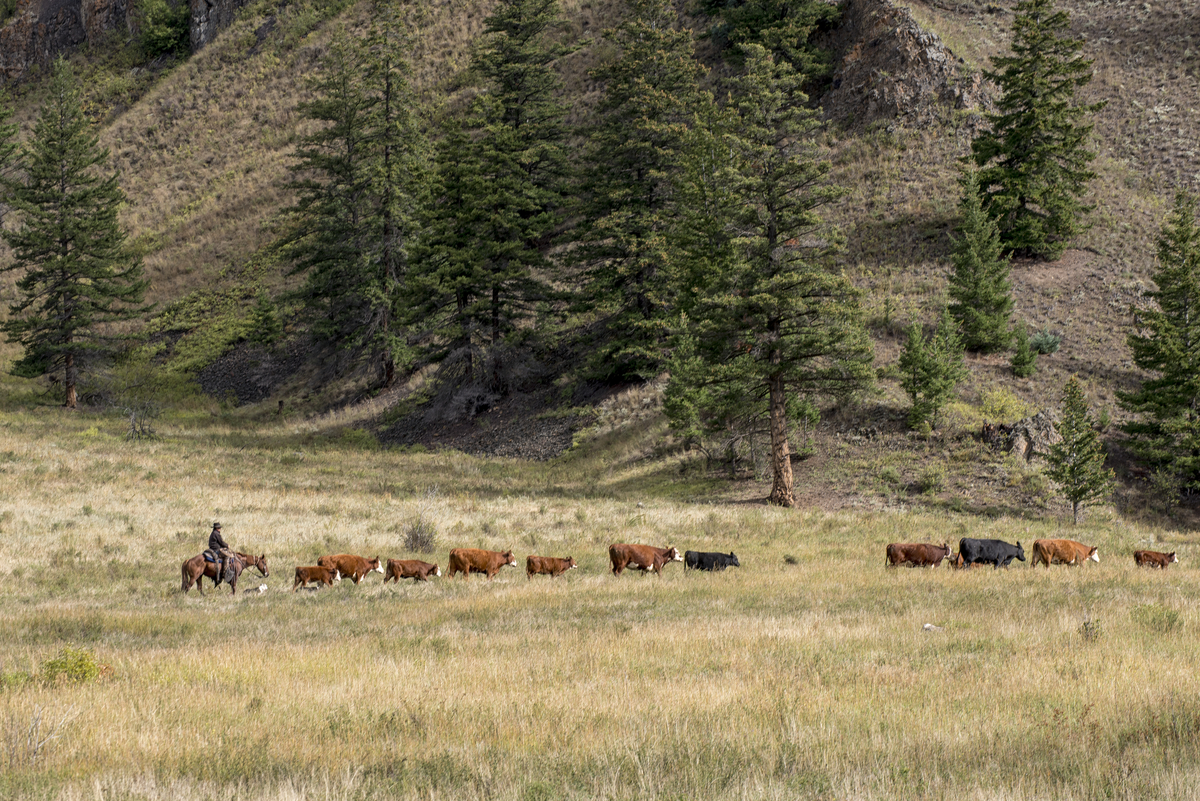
[1031,539,1099,568]
[384,559,441,582]
[526,555,577,579]
[1134,550,1178,569]
[292,565,340,591]
[316,554,385,584]
[447,548,517,579]
[608,543,682,576]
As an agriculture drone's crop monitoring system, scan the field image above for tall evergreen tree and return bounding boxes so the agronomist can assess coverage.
[1118,191,1200,493]
[569,0,704,380]
[0,58,147,409]
[898,308,967,430]
[1047,376,1113,524]
[665,45,873,507]
[970,0,1104,260]
[410,118,486,355]
[283,11,426,387]
[362,0,428,386]
[413,0,566,352]
[948,170,1013,352]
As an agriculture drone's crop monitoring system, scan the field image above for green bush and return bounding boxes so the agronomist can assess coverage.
[41,646,101,685]
[917,465,945,494]
[980,387,1033,421]
[1029,328,1061,355]
[137,0,190,57]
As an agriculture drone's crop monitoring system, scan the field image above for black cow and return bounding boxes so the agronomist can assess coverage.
[958,537,1025,569]
[684,551,740,571]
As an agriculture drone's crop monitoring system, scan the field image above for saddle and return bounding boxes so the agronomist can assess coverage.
[203,549,238,584]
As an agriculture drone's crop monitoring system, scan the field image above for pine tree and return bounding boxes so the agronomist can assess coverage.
[569,0,704,380]
[898,308,967,430]
[1047,376,1113,524]
[0,58,147,409]
[697,0,839,79]
[361,0,428,386]
[282,10,426,387]
[970,0,1104,260]
[412,0,566,354]
[664,45,873,507]
[948,170,1013,352]
[1118,191,1200,492]
[1011,323,1038,377]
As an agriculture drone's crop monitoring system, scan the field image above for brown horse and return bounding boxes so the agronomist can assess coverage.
[180,551,269,595]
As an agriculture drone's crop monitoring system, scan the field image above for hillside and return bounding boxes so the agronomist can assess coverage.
[0,0,1198,525]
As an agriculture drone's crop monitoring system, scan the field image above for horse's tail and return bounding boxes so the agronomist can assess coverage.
[181,559,190,591]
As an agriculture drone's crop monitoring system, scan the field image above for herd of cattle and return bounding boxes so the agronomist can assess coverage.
[288,544,742,592]
[884,537,1179,570]
[186,536,1180,595]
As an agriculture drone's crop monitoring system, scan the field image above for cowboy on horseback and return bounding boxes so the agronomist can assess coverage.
[208,522,235,586]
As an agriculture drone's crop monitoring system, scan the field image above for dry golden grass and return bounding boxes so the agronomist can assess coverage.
[2,410,1200,799]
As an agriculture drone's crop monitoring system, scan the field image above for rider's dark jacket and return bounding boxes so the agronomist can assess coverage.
[208,529,230,552]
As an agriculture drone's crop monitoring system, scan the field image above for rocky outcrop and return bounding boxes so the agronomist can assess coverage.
[822,0,994,129]
[189,0,248,51]
[0,0,131,84]
[981,411,1062,462]
[0,0,239,84]
[0,0,130,84]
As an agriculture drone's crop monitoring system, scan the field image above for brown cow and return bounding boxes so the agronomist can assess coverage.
[384,559,441,582]
[292,565,340,591]
[1031,539,1099,568]
[447,548,517,579]
[948,553,985,570]
[608,543,682,576]
[316,554,385,584]
[885,542,951,568]
[1134,550,1178,569]
[526,555,577,580]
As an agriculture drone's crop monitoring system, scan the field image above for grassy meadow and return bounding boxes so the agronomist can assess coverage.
[1,406,1199,801]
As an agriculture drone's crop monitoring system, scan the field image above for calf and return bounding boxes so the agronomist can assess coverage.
[608,543,683,576]
[884,542,951,568]
[316,554,385,584]
[1134,550,1178,569]
[1031,539,1099,568]
[292,565,339,591]
[684,551,741,571]
[384,559,441,582]
[526,555,577,579]
[447,548,517,579]
[958,537,1025,570]
[949,553,984,570]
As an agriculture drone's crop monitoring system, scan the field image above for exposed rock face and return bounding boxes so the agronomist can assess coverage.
[981,411,1063,462]
[189,0,248,51]
[0,0,240,84]
[0,0,130,84]
[822,0,994,129]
